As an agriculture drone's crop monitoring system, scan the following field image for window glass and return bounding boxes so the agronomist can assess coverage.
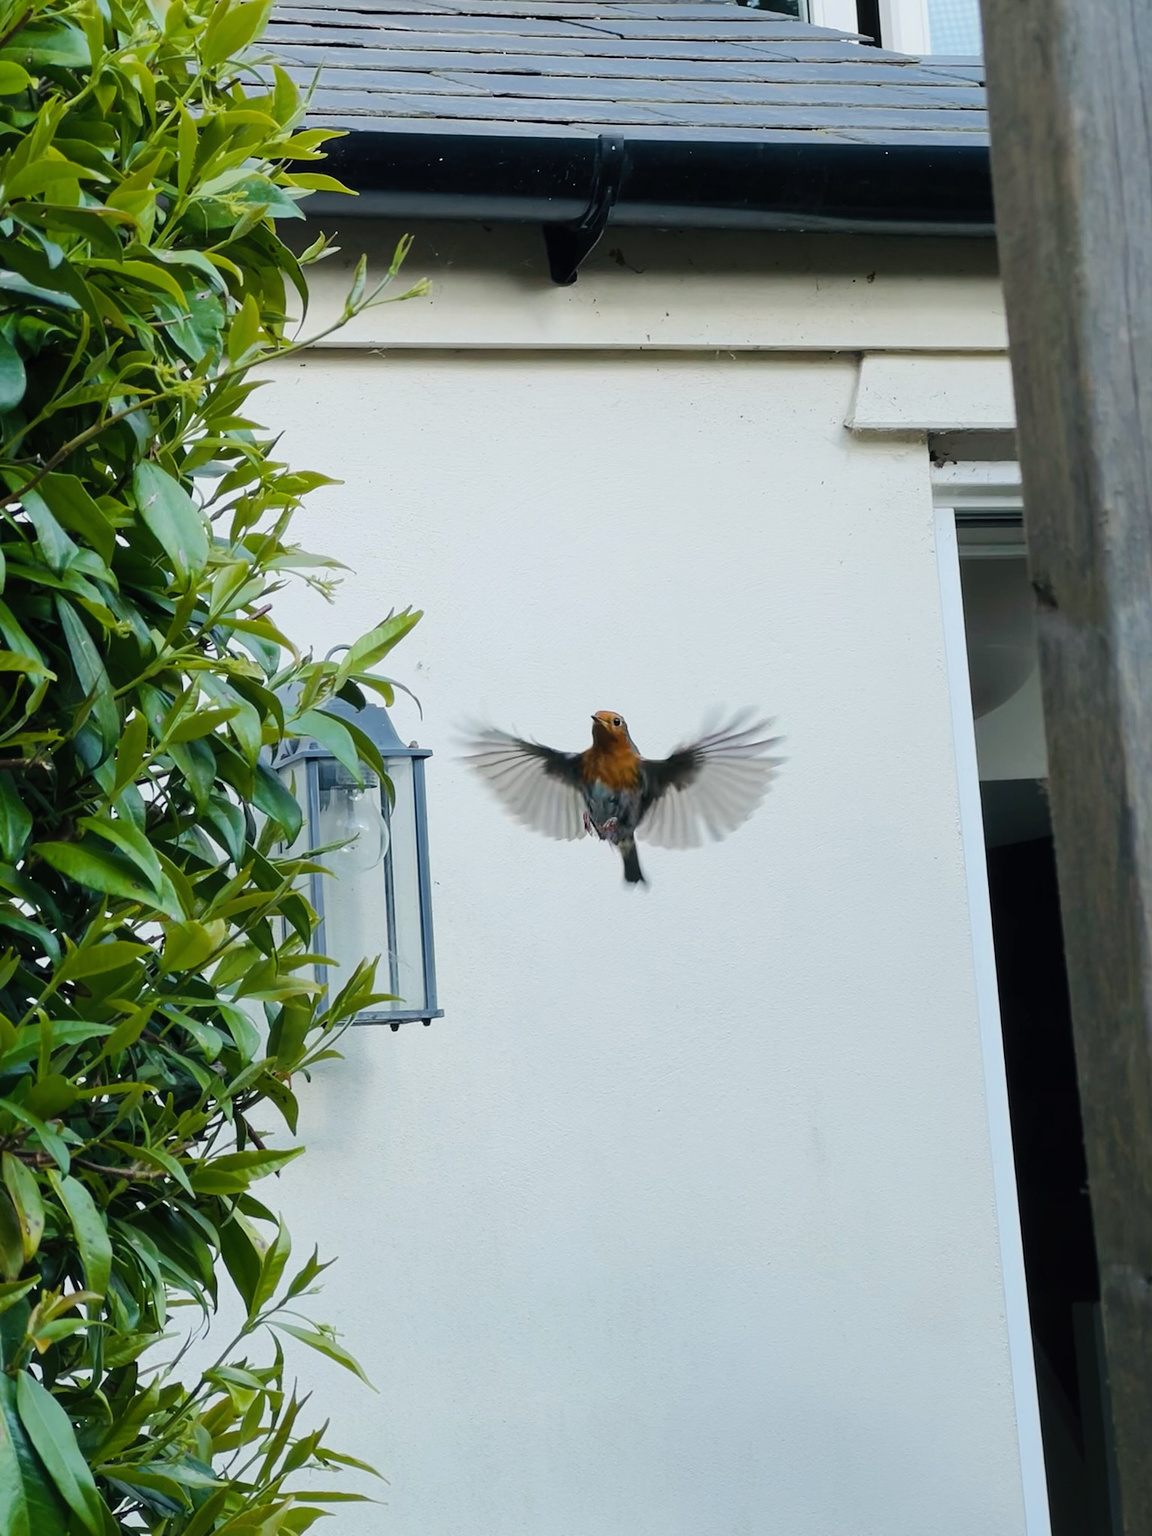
[927,0,982,54]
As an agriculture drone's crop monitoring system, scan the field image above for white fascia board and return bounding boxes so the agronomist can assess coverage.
[294,225,1008,354]
[849,353,1016,432]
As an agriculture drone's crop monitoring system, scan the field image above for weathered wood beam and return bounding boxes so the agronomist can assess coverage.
[978,0,1152,1528]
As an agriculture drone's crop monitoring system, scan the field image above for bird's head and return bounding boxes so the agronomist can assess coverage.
[591,711,631,747]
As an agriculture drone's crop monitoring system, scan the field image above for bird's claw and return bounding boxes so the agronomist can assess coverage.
[583,810,621,843]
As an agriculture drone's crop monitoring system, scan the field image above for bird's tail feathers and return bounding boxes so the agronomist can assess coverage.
[620,840,646,886]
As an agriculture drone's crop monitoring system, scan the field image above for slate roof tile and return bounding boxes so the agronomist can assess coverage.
[265,0,987,143]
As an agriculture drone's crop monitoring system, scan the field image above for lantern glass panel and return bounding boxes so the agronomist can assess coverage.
[313,761,388,1003]
[273,758,313,867]
[381,756,427,1014]
[301,755,427,1018]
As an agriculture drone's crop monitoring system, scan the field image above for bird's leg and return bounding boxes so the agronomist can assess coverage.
[600,816,620,843]
[583,809,595,836]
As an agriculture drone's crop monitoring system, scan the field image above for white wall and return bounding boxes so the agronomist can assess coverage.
[254,312,1032,1535]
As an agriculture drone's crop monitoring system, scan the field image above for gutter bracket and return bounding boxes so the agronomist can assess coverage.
[542,134,627,285]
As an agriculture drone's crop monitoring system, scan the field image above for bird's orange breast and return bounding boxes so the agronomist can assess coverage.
[582,742,641,791]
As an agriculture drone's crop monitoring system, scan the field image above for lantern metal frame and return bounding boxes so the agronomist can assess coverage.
[270,698,442,1030]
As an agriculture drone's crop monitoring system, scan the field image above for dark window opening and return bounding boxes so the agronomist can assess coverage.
[856,0,881,44]
[983,805,1118,1533]
[955,517,1118,1532]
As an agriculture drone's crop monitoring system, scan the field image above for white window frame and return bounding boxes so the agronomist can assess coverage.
[806,0,861,29]
[878,0,932,52]
[933,461,1052,1536]
[805,0,940,54]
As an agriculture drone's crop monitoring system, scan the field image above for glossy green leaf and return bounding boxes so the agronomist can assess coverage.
[203,0,274,65]
[46,1173,111,1295]
[0,271,79,310]
[0,1100,69,1172]
[334,610,422,686]
[58,939,150,979]
[252,761,303,842]
[21,491,80,575]
[0,1275,39,1316]
[202,792,246,861]
[112,710,149,794]
[0,773,32,862]
[0,62,31,94]
[167,705,240,744]
[36,474,116,565]
[285,1245,332,1301]
[77,813,164,890]
[273,1321,375,1389]
[188,1146,303,1195]
[34,840,169,910]
[103,1467,190,1516]
[2,18,90,66]
[293,709,363,785]
[21,1072,76,1121]
[181,1488,230,1536]
[0,1191,23,1280]
[2,1155,44,1263]
[132,462,209,582]
[82,258,188,305]
[248,1218,291,1320]
[98,1003,154,1057]
[161,918,225,973]
[0,332,26,412]
[227,292,261,361]
[55,597,118,762]
[0,651,46,675]
[0,1374,70,1536]
[6,157,105,201]
[219,1215,262,1311]
[14,1371,106,1535]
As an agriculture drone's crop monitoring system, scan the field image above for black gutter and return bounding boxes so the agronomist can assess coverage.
[317,130,995,283]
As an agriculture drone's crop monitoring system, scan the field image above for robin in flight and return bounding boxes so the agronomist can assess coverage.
[463,711,783,885]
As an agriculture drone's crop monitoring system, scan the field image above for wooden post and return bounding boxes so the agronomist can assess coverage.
[978,1,1152,1528]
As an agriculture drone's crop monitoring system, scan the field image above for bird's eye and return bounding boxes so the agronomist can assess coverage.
[612,717,621,727]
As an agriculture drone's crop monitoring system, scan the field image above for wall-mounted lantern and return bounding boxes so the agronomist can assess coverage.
[271,699,441,1030]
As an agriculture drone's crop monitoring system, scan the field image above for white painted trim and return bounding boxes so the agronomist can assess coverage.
[934,505,1053,1536]
[807,0,861,31]
[879,0,932,52]
[932,461,1022,509]
[293,227,1010,354]
[849,353,1016,431]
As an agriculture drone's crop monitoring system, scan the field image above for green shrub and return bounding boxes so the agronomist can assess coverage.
[0,0,422,1529]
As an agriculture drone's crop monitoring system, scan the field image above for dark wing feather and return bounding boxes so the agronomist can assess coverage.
[461,726,587,842]
[638,712,783,849]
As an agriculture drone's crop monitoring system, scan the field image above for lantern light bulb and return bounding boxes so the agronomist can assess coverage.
[324,784,389,875]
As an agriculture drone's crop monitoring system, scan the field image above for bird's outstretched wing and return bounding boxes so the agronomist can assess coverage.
[461,727,587,841]
[638,713,783,849]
